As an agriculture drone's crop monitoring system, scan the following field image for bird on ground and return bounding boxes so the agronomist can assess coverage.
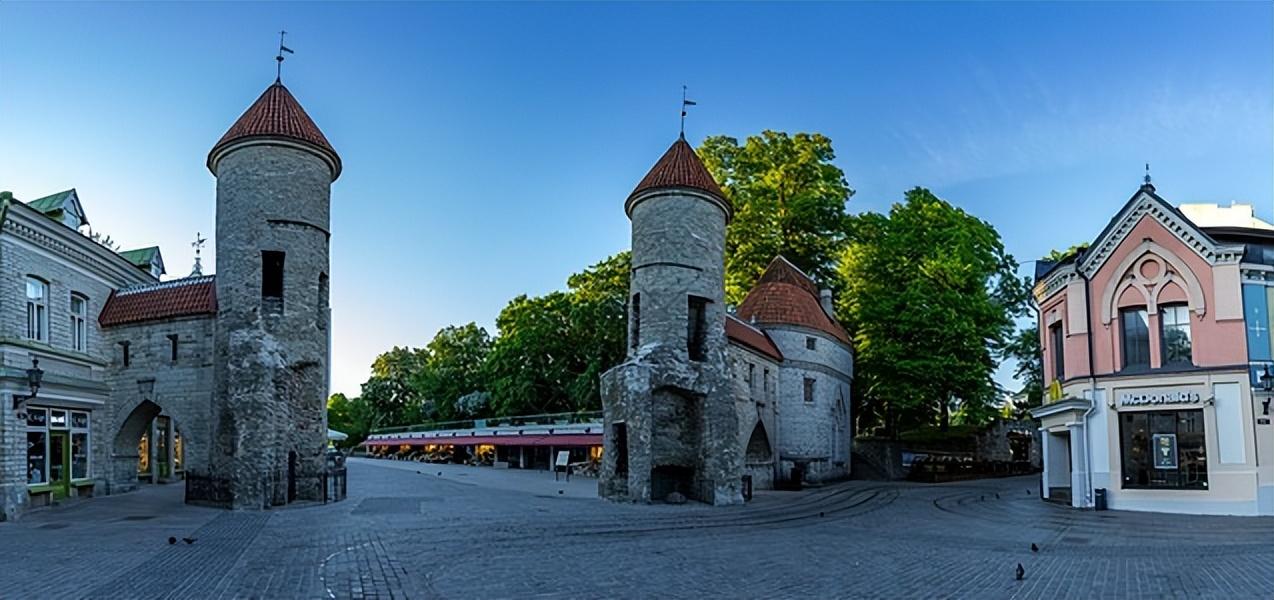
[1030,543,1039,553]
[558,490,564,495]
[168,537,176,545]
[182,537,197,545]
[980,495,984,501]
[995,493,1001,499]
[437,472,442,476]
[1015,563,1025,581]
[819,511,825,517]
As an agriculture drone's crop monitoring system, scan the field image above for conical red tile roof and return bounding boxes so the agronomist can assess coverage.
[736,256,850,344]
[207,82,341,180]
[626,136,730,218]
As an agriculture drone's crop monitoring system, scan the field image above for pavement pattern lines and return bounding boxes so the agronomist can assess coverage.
[1,458,1271,599]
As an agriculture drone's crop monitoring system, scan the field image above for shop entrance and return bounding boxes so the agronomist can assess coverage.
[1044,429,1073,504]
[48,431,70,500]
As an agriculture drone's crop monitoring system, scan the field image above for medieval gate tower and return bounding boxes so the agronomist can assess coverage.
[598,135,744,505]
[206,81,340,508]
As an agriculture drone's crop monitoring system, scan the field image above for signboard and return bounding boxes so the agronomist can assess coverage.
[555,451,570,468]
[1152,433,1178,470]
[1117,388,1204,408]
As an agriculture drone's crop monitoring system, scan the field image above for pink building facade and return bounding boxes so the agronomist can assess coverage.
[1031,183,1274,515]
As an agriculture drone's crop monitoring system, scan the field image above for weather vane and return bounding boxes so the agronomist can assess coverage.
[191,232,207,276]
[275,30,294,82]
[680,85,697,138]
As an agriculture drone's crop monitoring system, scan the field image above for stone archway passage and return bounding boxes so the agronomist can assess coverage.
[745,421,774,491]
[111,400,162,492]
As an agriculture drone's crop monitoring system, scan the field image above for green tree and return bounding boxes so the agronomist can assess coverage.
[360,346,430,426]
[484,252,630,416]
[414,323,492,421]
[1004,324,1044,417]
[838,187,1022,435]
[698,131,854,304]
[326,393,379,449]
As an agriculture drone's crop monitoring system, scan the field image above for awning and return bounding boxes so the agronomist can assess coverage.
[363,433,601,448]
[328,429,349,441]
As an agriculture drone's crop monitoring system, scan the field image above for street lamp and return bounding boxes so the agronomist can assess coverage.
[12,357,44,412]
[1260,365,1274,416]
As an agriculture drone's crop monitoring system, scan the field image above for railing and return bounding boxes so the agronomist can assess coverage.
[907,457,1037,483]
[184,470,233,508]
[371,410,603,435]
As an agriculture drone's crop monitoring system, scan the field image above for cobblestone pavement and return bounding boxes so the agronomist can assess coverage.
[2,459,1272,599]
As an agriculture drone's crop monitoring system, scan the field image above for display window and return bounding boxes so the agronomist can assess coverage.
[1119,409,1207,489]
[26,406,91,489]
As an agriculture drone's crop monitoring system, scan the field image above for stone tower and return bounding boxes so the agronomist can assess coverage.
[598,135,743,505]
[205,81,340,508]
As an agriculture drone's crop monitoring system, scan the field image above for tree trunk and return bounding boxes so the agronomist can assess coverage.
[939,396,950,431]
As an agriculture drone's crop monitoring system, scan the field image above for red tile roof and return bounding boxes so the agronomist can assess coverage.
[626,136,730,217]
[207,82,341,180]
[725,314,783,361]
[736,256,850,344]
[99,276,217,328]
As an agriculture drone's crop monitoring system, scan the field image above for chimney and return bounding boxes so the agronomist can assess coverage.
[820,289,834,316]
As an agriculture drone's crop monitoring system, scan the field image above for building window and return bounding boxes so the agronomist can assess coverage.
[24,407,90,485]
[1120,307,1150,370]
[1159,304,1193,366]
[748,363,756,395]
[262,250,285,310]
[687,296,709,361]
[26,277,48,342]
[806,337,817,350]
[69,294,87,352]
[803,377,816,403]
[120,341,131,368]
[763,368,770,394]
[1049,322,1065,380]
[168,334,179,362]
[630,293,641,351]
[1119,409,1207,490]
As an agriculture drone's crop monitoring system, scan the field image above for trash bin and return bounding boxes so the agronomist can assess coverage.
[742,475,753,501]
[1094,488,1107,511]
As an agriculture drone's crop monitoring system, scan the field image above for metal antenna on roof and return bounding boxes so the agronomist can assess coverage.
[191,232,207,277]
[1144,163,1152,186]
[680,85,697,139]
[275,30,294,83]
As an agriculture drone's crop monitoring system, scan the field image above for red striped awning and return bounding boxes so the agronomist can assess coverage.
[363,433,601,448]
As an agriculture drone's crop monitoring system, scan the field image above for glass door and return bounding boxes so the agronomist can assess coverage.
[48,431,70,499]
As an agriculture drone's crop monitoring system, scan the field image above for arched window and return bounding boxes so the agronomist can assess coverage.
[70,293,88,352]
[26,277,48,342]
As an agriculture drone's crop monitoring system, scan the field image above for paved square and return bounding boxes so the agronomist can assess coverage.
[2,459,1271,599]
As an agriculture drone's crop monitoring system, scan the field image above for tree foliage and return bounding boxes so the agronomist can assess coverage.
[1003,324,1044,418]
[698,131,854,304]
[414,323,492,421]
[484,252,629,416]
[838,187,1024,435]
[326,393,379,449]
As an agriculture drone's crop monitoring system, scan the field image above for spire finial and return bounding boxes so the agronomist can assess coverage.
[1144,162,1152,186]
[680,85,697,139]
[191,232,207,277]
[275,30,294,83]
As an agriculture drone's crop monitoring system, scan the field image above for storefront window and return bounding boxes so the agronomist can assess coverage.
[26,407,91,485]
[138,432,150,476]
[71,433,89,480]
[1120,409,1208,490]
[27,431,47,484]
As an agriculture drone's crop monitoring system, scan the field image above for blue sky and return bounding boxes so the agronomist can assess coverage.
[2,2,1271,397]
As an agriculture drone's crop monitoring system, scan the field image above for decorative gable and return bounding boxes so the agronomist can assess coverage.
[1077,185,1245,279]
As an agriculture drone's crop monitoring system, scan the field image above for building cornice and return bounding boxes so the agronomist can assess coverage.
[2,202,156,287]
[1078,190,1245,279]
[1034,262,1078,304]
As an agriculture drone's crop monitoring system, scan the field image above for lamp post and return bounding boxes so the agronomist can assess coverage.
[11,357,44,414]
[1260,365,1273,416]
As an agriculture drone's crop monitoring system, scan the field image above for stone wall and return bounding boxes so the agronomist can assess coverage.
[211,144,331,509]
[100,315,216,495]
[600,187,742,506]
[767,326,854,484]
[974,419,1043,468]
[727,344,779,491]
